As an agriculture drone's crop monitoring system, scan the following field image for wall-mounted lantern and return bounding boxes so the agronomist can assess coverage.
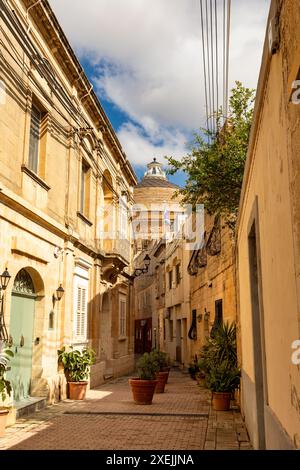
[52,284,65,305]
[134,254,151,277]
[0,267,11,341]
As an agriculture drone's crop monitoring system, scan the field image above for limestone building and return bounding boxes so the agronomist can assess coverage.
[0,0,137,417]
[237,0,300,449]
[133,159,183,353]
[187,213,237,358]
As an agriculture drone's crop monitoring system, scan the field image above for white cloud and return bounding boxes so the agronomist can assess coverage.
[117,122,188,167]
[49,0,270,167]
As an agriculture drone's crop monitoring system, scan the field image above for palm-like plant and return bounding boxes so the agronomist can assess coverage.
[200,322,237,372]
[0,346,13,402]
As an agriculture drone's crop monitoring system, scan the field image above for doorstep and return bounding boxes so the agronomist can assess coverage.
[14,397,47,419]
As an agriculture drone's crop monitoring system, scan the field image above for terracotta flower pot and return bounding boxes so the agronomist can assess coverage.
[68,381,88,400]
[212,391,232,411]
[129,378,158,405]
[161,366,171,383]
[155,371,169,393]
[0,409,9,437]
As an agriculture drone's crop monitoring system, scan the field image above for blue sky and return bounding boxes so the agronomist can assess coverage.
[49,0,270,187]
[79,56,187,186]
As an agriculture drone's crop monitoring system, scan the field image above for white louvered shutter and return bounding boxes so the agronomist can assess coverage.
[76,286,87,340]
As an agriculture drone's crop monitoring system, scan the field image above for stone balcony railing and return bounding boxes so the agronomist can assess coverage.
[97,231,131,264]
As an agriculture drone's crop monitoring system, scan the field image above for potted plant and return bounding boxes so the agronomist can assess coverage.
[129,352,159,405]
[195,359,206,387]
[0,345,13,437]
[188,360,200,380]
[205,361,240,411]
[198,322,240,410]
[57,346,95,400]
[150,350,169,393]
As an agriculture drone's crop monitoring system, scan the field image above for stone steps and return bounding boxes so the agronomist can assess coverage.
[14,397,47,419]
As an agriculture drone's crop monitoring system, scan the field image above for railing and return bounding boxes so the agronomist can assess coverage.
[97,231,131,263]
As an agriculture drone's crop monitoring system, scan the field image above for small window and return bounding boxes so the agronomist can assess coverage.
[169,319,173,342]
[168,270,173,289]
[80,160,90,216]
[119,298,126,336]
[48,310,54,330]
[75,286,88,340]
[211,299,223,337]
[176,264,181,285]
[142,240,150,250]
[28,104,43,173]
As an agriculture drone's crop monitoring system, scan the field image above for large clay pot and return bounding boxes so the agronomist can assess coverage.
[162,367,171,383]
[68,381,88,400]
[0,409,9,437]
[155,371,169,393]
[129,378,158,405]
[212,391,231,411]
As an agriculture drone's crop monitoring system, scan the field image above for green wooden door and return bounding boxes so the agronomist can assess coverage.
[7,270,36,402]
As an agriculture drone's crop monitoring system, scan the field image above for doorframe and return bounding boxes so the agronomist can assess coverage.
[9,290,37,401]
[7,267,45,399]
[247,197,268,449]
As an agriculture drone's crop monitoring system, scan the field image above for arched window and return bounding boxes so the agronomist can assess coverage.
[13,269,35,294]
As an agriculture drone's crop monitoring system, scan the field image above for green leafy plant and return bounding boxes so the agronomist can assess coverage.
[150,350,169,371]
[166,82,255,228]
[200,322,237,373]
[0,346,13,403]
[57,346,95,382]
[136,353,160,380]
[188,361,200,379]
[205,361,240,393]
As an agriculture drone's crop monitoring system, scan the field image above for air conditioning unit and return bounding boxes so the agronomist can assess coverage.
[268,16,280,55]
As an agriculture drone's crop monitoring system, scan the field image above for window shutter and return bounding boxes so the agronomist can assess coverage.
[28,105,41,173]
[119,299,126,336]
[76,286,87,340]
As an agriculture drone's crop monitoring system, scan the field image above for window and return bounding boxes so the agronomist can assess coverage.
[75,286,87,340]
[168,270,173,289]
[48,310,54,330]
[28,104,42,173]
[80,160,90,216]
[211,299,223,337]
[142,240,150,250]
[176,264,181,285]
[119,298,126,336]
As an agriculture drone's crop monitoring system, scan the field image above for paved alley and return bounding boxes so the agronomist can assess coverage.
[0,370,251,450]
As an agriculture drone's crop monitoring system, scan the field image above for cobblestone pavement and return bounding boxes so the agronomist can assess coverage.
[0,370,252,450]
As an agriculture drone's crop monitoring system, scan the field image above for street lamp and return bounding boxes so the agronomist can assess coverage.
[0,267,11,342]
[0,268,11,290]
[52,284,65,305]
[143,254,151,267]
[134,255,151,277]
[56,284,65,301]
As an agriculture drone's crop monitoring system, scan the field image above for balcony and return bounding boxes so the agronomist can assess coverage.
[97,232,131,283]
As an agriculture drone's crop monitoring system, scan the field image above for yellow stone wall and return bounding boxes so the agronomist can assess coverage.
[190,214,237,358]
[0,0,137,411]
[237,0,300,449]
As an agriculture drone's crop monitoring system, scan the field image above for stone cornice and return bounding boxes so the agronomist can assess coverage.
[19,0,137,186]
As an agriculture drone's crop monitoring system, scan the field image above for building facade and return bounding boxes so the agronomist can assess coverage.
[164,238,191,367]
[188,213,237,358]
[133,159,182,354]
[0,0,137,416]
[237,0,300,449]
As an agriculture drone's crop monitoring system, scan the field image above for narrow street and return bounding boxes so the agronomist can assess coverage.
[0,370,250,451]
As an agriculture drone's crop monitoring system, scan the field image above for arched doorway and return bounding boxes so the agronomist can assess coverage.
[6,269,37,402]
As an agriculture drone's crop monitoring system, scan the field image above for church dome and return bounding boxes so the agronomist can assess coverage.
[136,158,179,189]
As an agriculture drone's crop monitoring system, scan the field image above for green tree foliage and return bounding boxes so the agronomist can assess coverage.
[167,82,255,227]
